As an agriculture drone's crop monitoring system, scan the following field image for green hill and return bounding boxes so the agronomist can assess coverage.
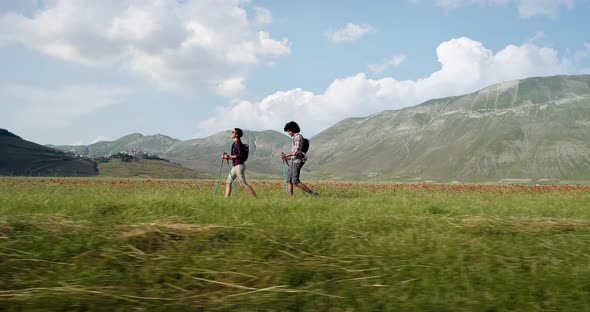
[97,158,206,179]
[162,129,291,178]
[49,133,181,157]
[52,130,292,179]
[0,129,98,177]
[307,75,590,182]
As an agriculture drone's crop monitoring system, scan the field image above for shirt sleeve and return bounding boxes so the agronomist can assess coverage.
[292,135,303,157]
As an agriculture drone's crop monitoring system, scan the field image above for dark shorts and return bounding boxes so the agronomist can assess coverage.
[287,161,304,184]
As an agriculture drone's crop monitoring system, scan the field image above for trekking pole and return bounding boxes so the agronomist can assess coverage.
[213,156,224,195]
[281,159,289,194]
[226,159,237,192]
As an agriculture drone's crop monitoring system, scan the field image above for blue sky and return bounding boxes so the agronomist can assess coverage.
[1,0,589,145]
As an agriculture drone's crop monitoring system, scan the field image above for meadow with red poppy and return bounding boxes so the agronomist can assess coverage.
[2,177,590,311]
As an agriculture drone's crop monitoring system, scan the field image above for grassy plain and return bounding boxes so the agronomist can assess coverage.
[1,177,590,311]
[97,159,205,179]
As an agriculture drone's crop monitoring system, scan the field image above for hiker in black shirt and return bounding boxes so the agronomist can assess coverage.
[222,128,257,198]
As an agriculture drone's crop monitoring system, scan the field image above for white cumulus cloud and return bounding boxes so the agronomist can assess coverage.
[0,0,290,89]
[197,37,577,138]
[216,77,246,98]
[325,23,375,43]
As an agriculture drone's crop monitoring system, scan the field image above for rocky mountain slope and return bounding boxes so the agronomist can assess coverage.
[307,75,590,181]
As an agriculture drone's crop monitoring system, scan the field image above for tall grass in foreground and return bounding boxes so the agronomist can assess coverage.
[1,177,590,311]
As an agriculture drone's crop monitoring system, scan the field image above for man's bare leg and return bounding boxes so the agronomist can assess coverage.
[243,184,257,197]
[296,182,319,196]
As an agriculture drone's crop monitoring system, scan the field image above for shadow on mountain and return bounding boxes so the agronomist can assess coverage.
[0,129,98,177]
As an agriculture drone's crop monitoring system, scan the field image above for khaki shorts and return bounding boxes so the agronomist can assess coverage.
[287,161,304,184]
[226,164,247,185]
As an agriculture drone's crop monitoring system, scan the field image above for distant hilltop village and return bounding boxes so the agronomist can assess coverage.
[62,149,154,158]
[94,149,167,163]
[106,149,154,158]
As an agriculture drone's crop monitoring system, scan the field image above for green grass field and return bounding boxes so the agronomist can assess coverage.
[2,177,590,311]
[97,159,206,179]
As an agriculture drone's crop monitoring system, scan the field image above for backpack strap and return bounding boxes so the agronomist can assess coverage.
[292,133,305,158]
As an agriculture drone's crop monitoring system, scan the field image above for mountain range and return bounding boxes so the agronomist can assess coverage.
[29,74,590,181]
[309,75,590,181]
[50,130,292,179]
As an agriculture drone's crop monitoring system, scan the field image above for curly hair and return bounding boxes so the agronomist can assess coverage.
[283,121,300,133]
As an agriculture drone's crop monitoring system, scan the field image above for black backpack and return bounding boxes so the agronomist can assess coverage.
[301,137,310,154]
[240,142,249,161]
